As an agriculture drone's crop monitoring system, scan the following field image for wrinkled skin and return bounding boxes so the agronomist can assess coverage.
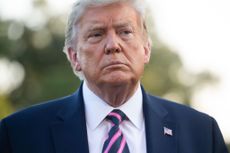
[68,2,151,107]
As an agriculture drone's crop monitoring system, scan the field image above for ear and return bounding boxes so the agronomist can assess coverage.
[67,47,82,71]
[143,40,151,64]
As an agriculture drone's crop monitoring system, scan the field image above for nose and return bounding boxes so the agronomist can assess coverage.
[104,32,121,54]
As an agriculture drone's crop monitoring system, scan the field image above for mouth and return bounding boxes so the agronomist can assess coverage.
[103,61,128,69]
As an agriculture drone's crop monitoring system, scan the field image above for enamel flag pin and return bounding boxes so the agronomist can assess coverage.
[164,127,173,136]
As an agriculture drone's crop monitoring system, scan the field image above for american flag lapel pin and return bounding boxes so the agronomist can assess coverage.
[164,127,173,136]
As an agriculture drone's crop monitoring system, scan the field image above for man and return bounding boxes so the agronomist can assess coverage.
[0,0,228,153]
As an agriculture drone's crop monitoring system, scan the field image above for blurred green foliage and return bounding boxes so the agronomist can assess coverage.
[0,95,14,118]
[142,42,217,105]
[0,0,217,120]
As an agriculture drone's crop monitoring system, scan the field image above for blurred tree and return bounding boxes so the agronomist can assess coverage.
[0,19,80,109]
[142,12,217,105]
[0,95,14,119]
[142,42,217,105]
[0,0,217,119]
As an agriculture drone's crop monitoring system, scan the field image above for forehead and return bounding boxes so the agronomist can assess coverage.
[77,2,140,29]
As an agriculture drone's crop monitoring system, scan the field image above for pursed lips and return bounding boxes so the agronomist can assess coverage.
[102,61,128,69]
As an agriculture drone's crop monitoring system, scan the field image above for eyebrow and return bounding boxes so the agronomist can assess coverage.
[84,20,104,28]
[87,20,134,31]
[113,21,134,28]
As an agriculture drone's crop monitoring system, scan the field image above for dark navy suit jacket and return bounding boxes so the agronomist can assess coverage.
[0,85,228,153]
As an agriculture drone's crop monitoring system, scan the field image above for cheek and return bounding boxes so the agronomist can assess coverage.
[126,42,146,62]
[78,45,103,69]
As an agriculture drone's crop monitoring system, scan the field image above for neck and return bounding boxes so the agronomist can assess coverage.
[86,81,140,107]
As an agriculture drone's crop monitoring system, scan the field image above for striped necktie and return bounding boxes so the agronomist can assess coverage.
[102,109,130,153]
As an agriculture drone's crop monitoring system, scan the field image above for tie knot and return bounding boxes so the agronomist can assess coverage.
[106,109,128,126]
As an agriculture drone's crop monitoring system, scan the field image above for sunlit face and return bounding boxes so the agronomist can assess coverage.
[68,2,151,89]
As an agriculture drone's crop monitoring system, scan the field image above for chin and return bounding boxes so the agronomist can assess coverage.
[99,71,138,85]
[102,76,135,87]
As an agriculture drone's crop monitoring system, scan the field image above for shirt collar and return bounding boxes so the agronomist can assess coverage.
[83,82,144,130]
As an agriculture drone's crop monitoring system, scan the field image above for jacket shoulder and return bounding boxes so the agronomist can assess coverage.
[2,92,78,126]
[147,94,213,122]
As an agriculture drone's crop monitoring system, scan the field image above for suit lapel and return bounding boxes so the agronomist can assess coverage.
[50,84,178,153]
[142,88,178,153]
[50,84,89,153]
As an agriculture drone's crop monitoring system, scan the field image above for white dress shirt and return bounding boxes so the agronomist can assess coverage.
[83,82,147,153]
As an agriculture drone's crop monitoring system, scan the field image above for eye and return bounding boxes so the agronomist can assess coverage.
[89,32,102,38]
[119,28,134,39]
[87,31,104,43]
[121,30,132,35]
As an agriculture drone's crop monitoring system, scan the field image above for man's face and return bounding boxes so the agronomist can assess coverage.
[68,2,151,88]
